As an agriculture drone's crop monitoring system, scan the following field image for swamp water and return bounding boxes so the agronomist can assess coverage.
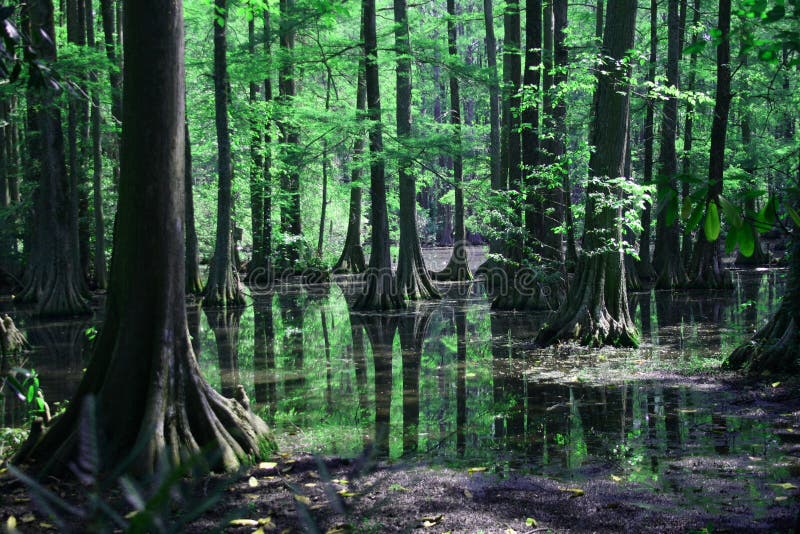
[2,249,798,524]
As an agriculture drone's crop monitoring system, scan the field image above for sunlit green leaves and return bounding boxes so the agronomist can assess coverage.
[704,202,721,242]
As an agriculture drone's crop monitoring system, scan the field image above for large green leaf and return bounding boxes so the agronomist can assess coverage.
[704,202,721,242]
[738,225,755,257]
[718,195,742,228]
[787,205,800,228]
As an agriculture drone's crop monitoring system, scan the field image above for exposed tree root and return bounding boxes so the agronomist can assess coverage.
[0,315,29,356]
[430,243,473,283]
[396,244,441,301]
[354,268,405,311]
[203,264,245,308]
[625,254,642,291]
[17,265,90,317]
[536,255,639,348]
[725,306,798,374]
[686,238,733,290]
[654,258,689,290]
[333,243,366,275]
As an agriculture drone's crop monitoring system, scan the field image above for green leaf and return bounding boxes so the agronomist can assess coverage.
[787,205,800,227]
[704,202,721,242]
[26,384,35,403]
[725,225,739,254]
[686,203,705,233]
[683,40,707,55]
[719,195,742,228]
[754,196,777,232]
[738,225,755,257]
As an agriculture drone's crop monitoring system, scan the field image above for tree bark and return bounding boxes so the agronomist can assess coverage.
[687,0,733,290]
[680,0,701,265]
[637,0,657,281]
[333,62,367,274]
[652,0,689,289]
[536,0,638,348]
[18,0,89,317]
[99,0,121,186]
[185,120,203,295]
[482,0,503,263]
[355,0,402,310]
[14,0,273,476]
[203,0,245,307]
[432,0,473,283]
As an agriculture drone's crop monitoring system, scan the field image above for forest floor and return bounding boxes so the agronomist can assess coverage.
[1,372,799,533]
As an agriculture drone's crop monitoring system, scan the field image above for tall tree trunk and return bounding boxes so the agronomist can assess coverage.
[355,0,402,309]
[432,0,472,282]
[680,0,701,265]
[185,120,203,295]
[317,67,332,259]
[13,0,272,476]
[100,0,121,186]
[652,0,689,288]
[395,0,442,296]
[17,0,89,317]
[481,0,502,264]
[637,0,657,281]
[203,0,244,307]
[687,0,733,289]
[87,1,107,289]
[278,0,302,268]
[333,61,367,274]
[536,0,638,348]
[398,305,433,456]
[249,16,265,275]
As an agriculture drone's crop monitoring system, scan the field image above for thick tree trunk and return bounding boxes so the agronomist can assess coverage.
[334,63,367,274]
[203,0,245,307]
[355,0,402,310]
[432,0,472,283]
[18,0,89,317]
[398,305,432,456]
[726,234,799,372]
[249,17,266,276]
[185,120,203,295]
[637,0,657,281]
[14,0,272,476]
[536,0,638,348]
[652,0,689,289]
[687,0,733,290]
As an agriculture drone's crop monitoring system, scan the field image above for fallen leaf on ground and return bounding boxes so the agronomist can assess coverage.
[464,489,473,499]
[294,494,312,506]
[229,519,259,527]
[561,487,585,497]
[325,524,353,533]
[248,476,259,488]
[525,517,538,527]
[769,482,798,490]
[611,475,623,482]
[258,462,278,470]
[20,513,35,523]
[419,514,443,527]
[468,467,488,474]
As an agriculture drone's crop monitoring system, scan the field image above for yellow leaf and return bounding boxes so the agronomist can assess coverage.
[337,490,359,497]
[464,489,473,499]
[419,514,443,525]
[332,478,349,485]
[6,516,17,531]
[294,494,312,506]
[13,497,29,503]
[772,382,781,388]
[248,476,259,488]
[20,513,35,523]
[229,519,259,527]
[258,517,274,526]
[775,496,788,502]
[468,467,488,474]
[504,529,517,534]
[611,475,622,482]
[325,524,353,534]
[38,523,56,530]
[561,487,584,497]
[258,462,278,470]
[769,482,798,490]
[124,511,139,520]
[304,482,317,488]
[253,529,265,534]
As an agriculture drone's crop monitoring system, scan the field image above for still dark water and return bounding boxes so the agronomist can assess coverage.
[2,248,797,520]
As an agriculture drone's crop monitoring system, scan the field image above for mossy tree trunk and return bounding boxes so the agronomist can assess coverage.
[204,0,245,307]
[687,0,733,290]
[652,0,689,289]
[355,0,403,310]
[14,0,273,477]
[18,0,90,317]
[536,0,639,348]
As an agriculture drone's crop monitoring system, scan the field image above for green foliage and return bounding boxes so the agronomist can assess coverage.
[3,368,47,421]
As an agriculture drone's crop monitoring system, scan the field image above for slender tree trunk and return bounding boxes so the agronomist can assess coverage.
[536,0,639,348]
[333,61,367,274]
[356,0,402,309]
[203,0,244,307]
[100,0,121,186]
[637,0,657,281]
[680,0,701,264]
[18,0,89,317]
[652,0,689,288]
[399,305,432,456]
[481,0,503,265]
[317,69,332,259]
[687,0,733,289]
[249,17,265,275]
[87,2,107,289]
[278,0,302,268]
[14,0,272,476]
[185,120,203,295]
[432,0,472,282]
[522,0,541,257]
